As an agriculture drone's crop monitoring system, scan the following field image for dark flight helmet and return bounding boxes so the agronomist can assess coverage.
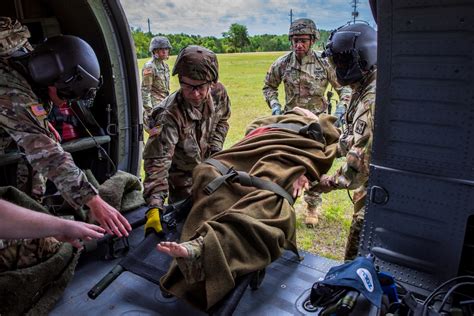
[324,23,377,85]
[28,35,101,100]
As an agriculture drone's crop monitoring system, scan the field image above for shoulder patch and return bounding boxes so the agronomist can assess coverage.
[30,104,47,117]
[354,119,367,135]
[143,67,153,76]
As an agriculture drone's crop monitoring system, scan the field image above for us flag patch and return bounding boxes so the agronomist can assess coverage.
[143,68,153,76]
[30,104,47,116]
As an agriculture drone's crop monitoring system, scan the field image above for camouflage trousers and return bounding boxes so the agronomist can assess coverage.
[344,187,367,260]
[0,237,61,273]
[304,188,323,209]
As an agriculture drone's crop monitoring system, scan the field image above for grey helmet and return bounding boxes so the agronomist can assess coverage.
[289,18,320,40]
[28,35,101,100]
[323,23,377,85]
[149,36,172,53]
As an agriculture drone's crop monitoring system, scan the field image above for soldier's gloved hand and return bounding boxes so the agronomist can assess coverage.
[145,207,163,236]
[271,102,282,115]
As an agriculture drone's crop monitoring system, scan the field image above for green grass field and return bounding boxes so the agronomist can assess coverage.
[138,52,353,260]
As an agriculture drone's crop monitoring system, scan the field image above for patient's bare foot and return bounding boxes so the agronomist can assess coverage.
[157,241,190,258]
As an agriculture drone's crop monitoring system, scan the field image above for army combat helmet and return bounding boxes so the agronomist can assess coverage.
[0,16,33,57]
[149,36,172,53]
[289,18,320,41]
[323,23,377,85]
[28,35,101,100]
[172,45,219,82]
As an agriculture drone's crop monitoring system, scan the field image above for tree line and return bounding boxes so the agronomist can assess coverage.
[132,23,331,58]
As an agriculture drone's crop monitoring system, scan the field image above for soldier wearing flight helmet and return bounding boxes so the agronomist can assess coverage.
[0,17,131,237]
[315,23,377,260]
[0,16,131,314]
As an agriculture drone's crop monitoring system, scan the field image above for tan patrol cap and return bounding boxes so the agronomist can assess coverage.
[172,45,219,82]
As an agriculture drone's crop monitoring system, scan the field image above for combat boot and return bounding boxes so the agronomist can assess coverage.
[304,205,321,228]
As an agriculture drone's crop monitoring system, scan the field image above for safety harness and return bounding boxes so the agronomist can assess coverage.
[204,158,295,205]
[204,121,325,205]
[266,122,326,145]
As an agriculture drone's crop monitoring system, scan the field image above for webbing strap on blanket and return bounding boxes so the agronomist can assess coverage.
[204,158,295,205]
[266,122,325,144]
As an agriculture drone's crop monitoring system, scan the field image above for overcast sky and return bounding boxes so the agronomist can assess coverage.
[119,0,375,37]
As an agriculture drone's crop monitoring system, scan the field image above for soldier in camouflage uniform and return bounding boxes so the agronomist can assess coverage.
[141,36,171,130]
[314,23,377,260]
[263,18,352,227]
[0,18,131,244]
[0,17,45,198]
[143,45,231,234]
[0,17,128,314]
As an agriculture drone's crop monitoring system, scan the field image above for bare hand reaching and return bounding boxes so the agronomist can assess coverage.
[54,221,105,249]
[0,199,105,248]
[292,174,309,198]
[86,195,132,237]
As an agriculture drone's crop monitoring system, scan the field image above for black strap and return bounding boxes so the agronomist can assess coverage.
[266,122,325,144]
[208,272,255,316]
[121,233,171,286]
[204,158,295,205]
[266,122,305,132]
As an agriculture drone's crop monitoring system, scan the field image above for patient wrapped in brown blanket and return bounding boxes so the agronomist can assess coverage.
[159,109,340,311]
